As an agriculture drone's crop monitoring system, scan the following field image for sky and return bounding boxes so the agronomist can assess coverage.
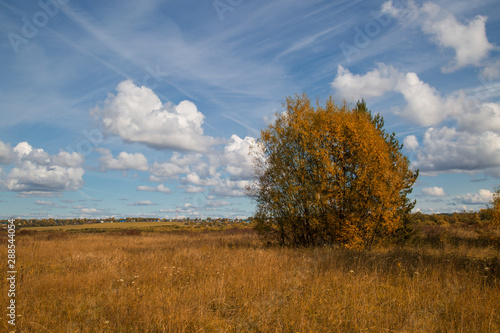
[1,0,499,220]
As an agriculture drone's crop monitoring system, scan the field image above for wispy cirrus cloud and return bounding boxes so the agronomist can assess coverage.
[382,0,496,72]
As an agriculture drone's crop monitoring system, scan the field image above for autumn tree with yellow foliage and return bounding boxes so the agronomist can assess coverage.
[491,188,500,226]
[248,94,418,249]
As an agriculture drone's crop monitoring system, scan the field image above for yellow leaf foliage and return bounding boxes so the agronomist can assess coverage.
[491,188,500,226]
[248,94,418,249]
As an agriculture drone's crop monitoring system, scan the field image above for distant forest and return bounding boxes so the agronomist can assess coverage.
[1,209,496,228]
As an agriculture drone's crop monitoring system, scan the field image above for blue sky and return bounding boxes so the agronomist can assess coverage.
[1,0,499,220]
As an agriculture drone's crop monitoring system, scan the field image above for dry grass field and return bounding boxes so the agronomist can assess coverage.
[1,226,499,332]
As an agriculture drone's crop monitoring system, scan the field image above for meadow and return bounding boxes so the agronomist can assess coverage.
[1,224,499,332]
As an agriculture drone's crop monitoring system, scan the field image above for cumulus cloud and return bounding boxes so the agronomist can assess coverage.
[222,135,255,180]
[36,200,55,205]
[333,61,500,177]
[149,162,189,181]
[148,152,203,182]
[421,187,446,197]
[332,64,400,101]
[177,165,251,197]
[128,200,157,206]
[333,64,500,129]
[408,127,500,176]
[1,142,85,196]
[210,179,250,197]
[481,60,500,80]
[403,135,419,150]
[183,185,205,193]
[183,172,219,187]
[454,101,500,134]
[332,64,450,126]
[382,0,495,72]
[97,148,149,171]
[0,141,16,164]
[91,80,218,152]
[454,189,493,205]
[13,142,33,156]
[52,151,85,168]
[395,72,449,126]
[138,136,257,199]
[80,208,102,215]
[137,184,172,194]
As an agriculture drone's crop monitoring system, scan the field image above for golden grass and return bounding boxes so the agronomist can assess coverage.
[1,228,499,332]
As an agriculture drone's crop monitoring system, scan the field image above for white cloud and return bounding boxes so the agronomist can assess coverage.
[395,72,448,126]
[146,143,255,198]
[410,127,500,176]
[331,64,399,101]
[222,134,255,180]
[332,64,449,126]
[52,151,85,168]
[333,64,500,129]
[0,141,16,164]
[454,189,493,205]
[80,208,102,214]
[91,80,218,152]
[403,135,419,150]
[382,1,495,72]
[169,152,203,167]
[2,142,85,196]
[183,172,219,187]
[183,185,205,193]
[36,200,55,206]
[332,57,500,176]
[97,148,148,171]
[13,142,34,156]
[210,179,250,197]
[455,101,500,134]
[148,152,204,182]
[128,200,157,206]
[421,186,446,197]
[481,60,500,80]
[137,184,172,194]
[149,162,190,181]
[5,163,85,196]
